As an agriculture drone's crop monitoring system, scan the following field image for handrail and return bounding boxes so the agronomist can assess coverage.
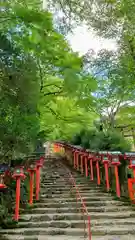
[68,171,91,240]
[69,172,89,215]
[58,160,92,240]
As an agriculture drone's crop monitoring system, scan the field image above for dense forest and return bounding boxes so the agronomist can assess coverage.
[1,0,135,162]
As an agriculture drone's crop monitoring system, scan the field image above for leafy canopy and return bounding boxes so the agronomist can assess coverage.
[0,0,97,161]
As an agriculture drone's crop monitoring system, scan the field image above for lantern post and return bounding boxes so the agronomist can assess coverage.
[85,150,89,178]
[77,150,80,171]
[73,148,76,169]
[80,152,85,175]
[76,149,79,171]
[28,163,36,205]
[102,153,110,191]
[111,152,121,197]
[94,153,101,185]
[128,154,135,178]
[74,148,78,170]
[88,154,94,181]
[36,158,43,201]
[78,147,82,172]
[73,147,79,170]
[12,167,25,221]
[125,153,135,201]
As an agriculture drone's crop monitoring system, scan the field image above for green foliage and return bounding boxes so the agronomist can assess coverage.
[72,128,131,152]
[49,0,135,38]
[40,96,97,141]
[0,32,40,161]
[50,1,135,140]
[0,0,97,161]
[0,0,100,231]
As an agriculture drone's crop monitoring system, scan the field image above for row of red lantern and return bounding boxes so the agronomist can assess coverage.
[55,143,121,198]
[54,142,135,200]
[0,155,45,221]
[73,149,122,198]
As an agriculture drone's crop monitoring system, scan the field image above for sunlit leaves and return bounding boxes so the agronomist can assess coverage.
[40,96,96,141]
[0,0,100,161]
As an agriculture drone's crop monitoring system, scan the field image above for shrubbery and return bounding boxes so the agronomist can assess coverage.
[71,128,131,152]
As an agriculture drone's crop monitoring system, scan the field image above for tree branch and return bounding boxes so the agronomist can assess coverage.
[45,105,69,121]
[37,61,44,92]
[43,90,63,97]
[43,83,62,89]
[46,106,58,117]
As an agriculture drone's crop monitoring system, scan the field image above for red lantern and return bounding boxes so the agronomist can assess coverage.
[12,167,25,221]
[93,153,101,186]
[111,152,121,166]
[75,149,79,171]
[84,150,89,178]
[102,154,110,191]
[88,153,94,181]
[124,153,135,202]
[125,153,135,178]
[129,158,135,178]
[28,163,36,205]
[73,148,77,169]
[111,152,121,197]
[12,166,25,179]
[36,159,43,201]
[0,173,7,189]
[80,151,86,175]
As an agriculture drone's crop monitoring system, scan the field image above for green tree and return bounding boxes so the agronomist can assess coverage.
[0,0,97,161]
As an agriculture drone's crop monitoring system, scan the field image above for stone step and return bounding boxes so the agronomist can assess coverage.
[2,159,135,240]
[19,211,135,221]
[42,169,62,172]
[41,177,95,182]
[18,220,86,228]
[91,217,135,226]
[18,218,135,228]
[41,176,96,180]
[23,206,133,214]
[32,200,131,208]
[2,235,135,240]
[40,190,115,196]
[41,180,96,185]
[40,186,103,191]
[41,182,70,185]
[41,184,73,187]
[20,213,84,221]
[41,179,103,185]
[40,184,100,189]
[1,235,87,240]
[42,173,86,177]
[91,225,135,235]
[1,225,135,236]
[41,185,101,191]
[0,227,86,236]
[40,194,113,200]
[41,183,96,188]
[41,176,63,178]
[41,184,99,189]
[36,196,116,203]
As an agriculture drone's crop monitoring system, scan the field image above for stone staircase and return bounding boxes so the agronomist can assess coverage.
[1,158,135,240]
